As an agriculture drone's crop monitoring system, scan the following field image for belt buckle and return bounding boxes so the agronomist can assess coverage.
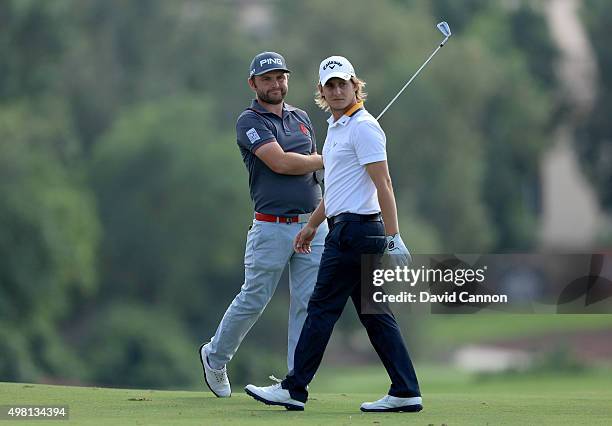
[285,216,293,224]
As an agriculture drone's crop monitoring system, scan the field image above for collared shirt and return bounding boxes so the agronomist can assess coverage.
[236,100,322,216]
[322,102,387,217]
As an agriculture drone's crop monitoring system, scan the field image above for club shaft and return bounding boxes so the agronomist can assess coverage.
[376,36,449,121]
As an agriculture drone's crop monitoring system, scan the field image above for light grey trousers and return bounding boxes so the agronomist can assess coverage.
[206,218,327,372]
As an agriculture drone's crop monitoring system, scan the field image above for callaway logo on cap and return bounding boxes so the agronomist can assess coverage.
[323,60,343,70]
[319,55,356,85]
[249,51,292,78]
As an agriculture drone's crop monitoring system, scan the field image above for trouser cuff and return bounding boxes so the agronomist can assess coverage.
[282,378,308,403]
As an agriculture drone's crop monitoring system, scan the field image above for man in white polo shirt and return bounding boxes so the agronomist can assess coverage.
[245,56,422,413]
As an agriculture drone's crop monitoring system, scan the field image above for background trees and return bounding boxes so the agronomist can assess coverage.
[576,0,612,216]
[1,0,605,387]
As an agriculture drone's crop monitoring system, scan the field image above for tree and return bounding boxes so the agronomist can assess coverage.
[78,304,199,387]
[0,100,100,381]
[576,0,612,213]
[271,0,554,250]
[90,96,252,327]
[0,0,73,99]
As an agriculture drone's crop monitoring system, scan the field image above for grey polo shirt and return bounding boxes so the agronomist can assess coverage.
[236,100,322,216]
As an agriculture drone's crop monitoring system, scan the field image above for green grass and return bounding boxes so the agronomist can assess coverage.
[423,314,612,345]
[2,365,611,425]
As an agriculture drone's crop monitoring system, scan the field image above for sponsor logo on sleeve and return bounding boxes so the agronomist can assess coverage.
[246,128,261,144]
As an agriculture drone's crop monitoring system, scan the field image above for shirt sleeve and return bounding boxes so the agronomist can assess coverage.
[236,112,276,153]
[352,120,387,165]
[307,116,318,153]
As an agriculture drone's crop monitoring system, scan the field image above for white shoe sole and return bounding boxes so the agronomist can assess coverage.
[360,403,423,413]
[244,386,304,411]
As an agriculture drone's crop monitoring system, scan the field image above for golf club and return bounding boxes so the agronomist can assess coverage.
[376,21,452,121]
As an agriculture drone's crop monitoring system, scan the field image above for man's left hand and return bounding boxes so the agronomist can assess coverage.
[384,233,412,268]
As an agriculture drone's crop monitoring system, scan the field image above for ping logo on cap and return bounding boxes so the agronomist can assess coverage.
[260,58,283,67]
[323,60,343,70]
[249,51,291,77]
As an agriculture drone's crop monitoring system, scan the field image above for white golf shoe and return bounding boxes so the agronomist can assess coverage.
[244,383,305,411]
[360,395,423,412]
[198,343,231,397]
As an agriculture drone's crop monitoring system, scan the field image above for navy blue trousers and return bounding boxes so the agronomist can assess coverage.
[281,214,421,403]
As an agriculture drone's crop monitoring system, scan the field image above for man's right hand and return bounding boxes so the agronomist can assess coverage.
[294,224,317,254]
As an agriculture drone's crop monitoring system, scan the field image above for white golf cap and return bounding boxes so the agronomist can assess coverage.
[319,55,356,85]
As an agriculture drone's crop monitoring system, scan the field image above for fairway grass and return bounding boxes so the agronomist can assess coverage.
[424,314,612,346]
[1,367,611,425]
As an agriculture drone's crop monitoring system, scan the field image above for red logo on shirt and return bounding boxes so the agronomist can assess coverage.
[299,123,310,137]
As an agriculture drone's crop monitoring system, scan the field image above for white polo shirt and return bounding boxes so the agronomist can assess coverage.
[322,102,387,217]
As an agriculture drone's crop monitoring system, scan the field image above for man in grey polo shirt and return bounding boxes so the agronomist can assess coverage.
[199,52,327,397]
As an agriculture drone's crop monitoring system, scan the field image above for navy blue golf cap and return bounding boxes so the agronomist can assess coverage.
[249,51,291,78]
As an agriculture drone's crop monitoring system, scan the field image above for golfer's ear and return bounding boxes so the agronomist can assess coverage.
[248,77,256,90]
[318,83,324,97]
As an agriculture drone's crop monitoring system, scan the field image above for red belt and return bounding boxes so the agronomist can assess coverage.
[255,212,310,223]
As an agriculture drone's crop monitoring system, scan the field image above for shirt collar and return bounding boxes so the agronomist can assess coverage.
[327,101,364,127]
[250,99,296,114]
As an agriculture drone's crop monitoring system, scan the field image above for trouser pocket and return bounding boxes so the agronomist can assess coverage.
[344,221,386,254]
[244,222,260,267]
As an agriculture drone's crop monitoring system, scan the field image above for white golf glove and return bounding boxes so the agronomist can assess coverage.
[384,233,412,268]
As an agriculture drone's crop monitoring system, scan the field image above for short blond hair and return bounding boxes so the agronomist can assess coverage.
[315,77,367,112]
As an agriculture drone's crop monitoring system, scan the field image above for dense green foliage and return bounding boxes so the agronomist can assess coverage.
[577,0,612,214]
[0,0,587,388]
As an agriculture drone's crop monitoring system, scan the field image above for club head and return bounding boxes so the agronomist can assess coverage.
[437,21,451,37]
